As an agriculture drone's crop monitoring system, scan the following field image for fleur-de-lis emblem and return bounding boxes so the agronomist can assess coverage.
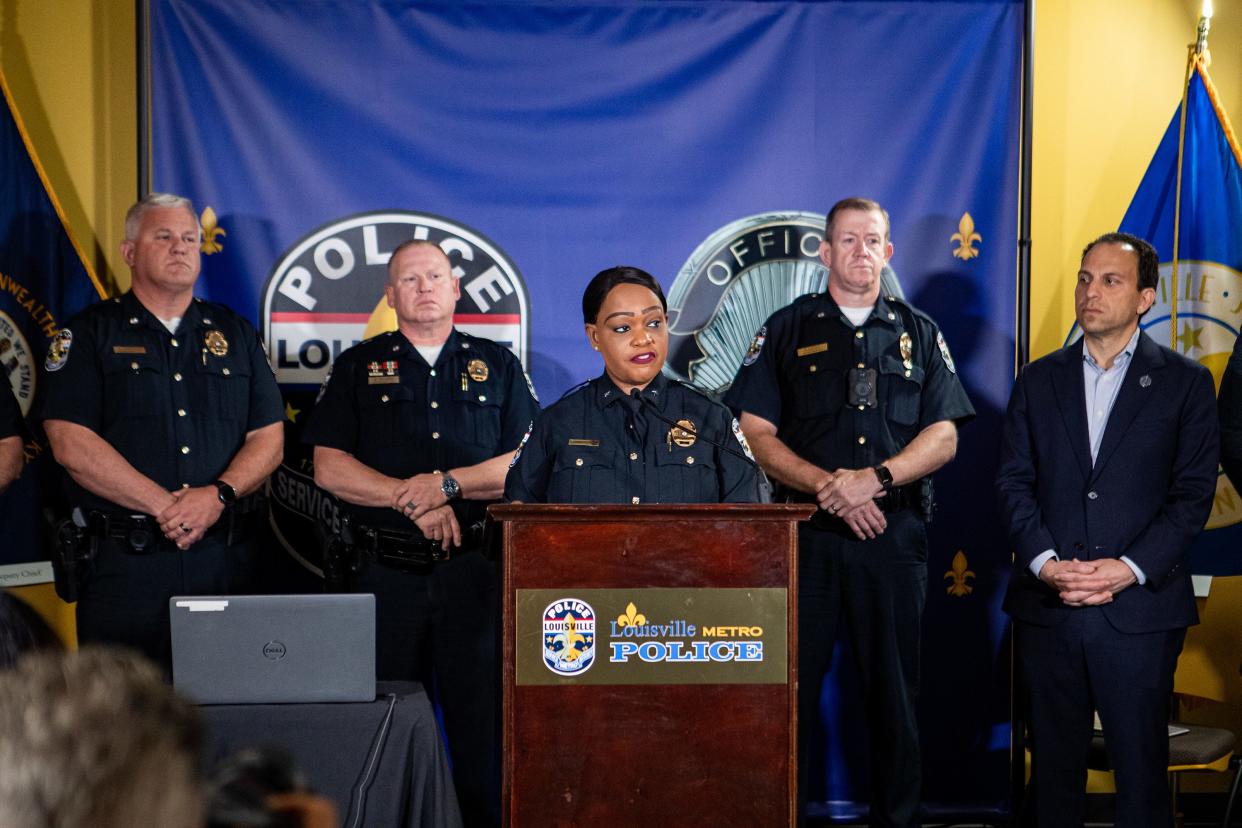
[200,206,227,255]
[950,212,982,260]
[615,602,647,627]
[943,550,976,597]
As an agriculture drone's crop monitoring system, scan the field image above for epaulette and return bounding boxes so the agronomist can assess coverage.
[552,378,592,404]
[667,376,720,404]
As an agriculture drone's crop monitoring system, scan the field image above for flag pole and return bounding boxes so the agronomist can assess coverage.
[1171,3,1213,346]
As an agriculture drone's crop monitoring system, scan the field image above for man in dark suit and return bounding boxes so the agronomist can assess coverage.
[997,232,1218,828]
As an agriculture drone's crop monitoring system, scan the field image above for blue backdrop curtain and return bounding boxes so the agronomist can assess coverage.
[151,0,1021,816]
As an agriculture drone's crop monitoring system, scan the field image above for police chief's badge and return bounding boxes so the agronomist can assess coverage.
[742,326,767,367]
[899,331,914,371]
[467,358,489,382]
[731,417,755,461]
[669,419,697,448]
[936,331,957,373]
[45,329,73,372]
[205,330,229,357]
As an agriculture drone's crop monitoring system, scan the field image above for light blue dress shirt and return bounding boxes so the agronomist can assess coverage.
[1030,328,1147,584]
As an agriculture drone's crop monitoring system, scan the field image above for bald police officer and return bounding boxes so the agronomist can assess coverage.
[40,192,284,669]
[303,238,539,827]
[725,197,974,827]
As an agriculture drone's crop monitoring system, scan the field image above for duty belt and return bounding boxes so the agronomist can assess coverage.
[348,518,487,570]
[83,492,266,554]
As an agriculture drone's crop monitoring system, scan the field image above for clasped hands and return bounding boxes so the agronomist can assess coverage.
[816,468,887,540]
[1037,557,1137,606]
[390,472,460,551]
[156,486,224,551]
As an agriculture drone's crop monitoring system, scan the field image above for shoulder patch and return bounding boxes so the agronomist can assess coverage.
[45,329,73,372]
[731,417,756,461]
[315,365,334,403]
[742,326,767,366]
[936,331,957,373]
[510,422,533,468]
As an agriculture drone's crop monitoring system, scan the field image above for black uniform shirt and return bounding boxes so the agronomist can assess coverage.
[303,328,539,530]
[38,291,284,512]
[724,292,975,475]
[504,372,760,504]
[1,382,24,441]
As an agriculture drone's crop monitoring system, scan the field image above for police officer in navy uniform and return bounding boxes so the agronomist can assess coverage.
[506,265,760,504]
[303,238,538,827]
[39,193,284,669]
[725,198,974,827]
[0,382,24,494]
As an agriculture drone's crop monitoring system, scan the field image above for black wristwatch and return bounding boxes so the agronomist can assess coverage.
[440,473,461,502]
[872,464,894,493]
[214,479,238,508]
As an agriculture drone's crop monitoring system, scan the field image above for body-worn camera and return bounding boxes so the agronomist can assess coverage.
[848,367,878,408]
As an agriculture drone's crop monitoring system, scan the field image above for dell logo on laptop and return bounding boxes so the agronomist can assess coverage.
[262,641,287,660]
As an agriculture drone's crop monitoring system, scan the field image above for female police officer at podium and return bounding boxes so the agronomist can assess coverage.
[504,266,761,504]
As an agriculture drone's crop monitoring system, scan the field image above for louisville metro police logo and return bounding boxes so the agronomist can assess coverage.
[542,598,596,676]
[666,211,903,395]
[1064,259,1242,530]
[262,211,530,385]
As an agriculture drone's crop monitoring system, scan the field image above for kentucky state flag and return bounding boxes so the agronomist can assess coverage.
[0,69,104,572]
[1120,58,1242,576]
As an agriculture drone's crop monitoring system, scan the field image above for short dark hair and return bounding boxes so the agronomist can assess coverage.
[1081,232,1160,292]
[825,197,891,243]
[387,239,452,278]
[581,266,667,325]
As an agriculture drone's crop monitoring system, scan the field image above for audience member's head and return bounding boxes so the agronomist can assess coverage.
[0,646,205,828]
[0,592,64,669]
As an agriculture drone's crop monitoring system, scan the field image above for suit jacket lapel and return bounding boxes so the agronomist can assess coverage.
[1090,332,1163,479]
[1050,341,1093,481]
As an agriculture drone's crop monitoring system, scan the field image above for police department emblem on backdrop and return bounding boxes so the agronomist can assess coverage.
[666,211,905,395]
[1065,259,1242,530]
[262,211,531,386]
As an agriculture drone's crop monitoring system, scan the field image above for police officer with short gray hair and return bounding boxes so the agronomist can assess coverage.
[725,197,974,827]
[39,192,284,669]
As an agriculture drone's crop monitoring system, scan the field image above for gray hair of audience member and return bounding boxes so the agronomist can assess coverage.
[124,192,198,241]
[0,646,205,828]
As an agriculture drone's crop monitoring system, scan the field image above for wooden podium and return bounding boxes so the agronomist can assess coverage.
[489,504,813,827]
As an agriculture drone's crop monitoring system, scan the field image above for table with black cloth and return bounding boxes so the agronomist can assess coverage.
[200,681,463,828]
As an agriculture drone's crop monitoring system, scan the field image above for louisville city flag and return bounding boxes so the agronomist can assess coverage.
[151,0,1023,817]
[1118,55,1242,576]
[0,69,104,575]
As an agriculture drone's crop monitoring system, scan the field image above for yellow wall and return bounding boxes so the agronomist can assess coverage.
[0,0,134,293]
[1032,0,1242,354]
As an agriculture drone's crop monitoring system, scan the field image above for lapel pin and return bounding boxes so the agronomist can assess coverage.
[1139,374,1152,388]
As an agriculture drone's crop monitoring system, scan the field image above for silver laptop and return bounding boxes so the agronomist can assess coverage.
[170,594,375,704]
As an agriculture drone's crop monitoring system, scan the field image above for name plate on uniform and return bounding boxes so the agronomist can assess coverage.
[515,587,787,686]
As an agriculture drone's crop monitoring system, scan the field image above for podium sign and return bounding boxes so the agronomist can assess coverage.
[491,504,812,827]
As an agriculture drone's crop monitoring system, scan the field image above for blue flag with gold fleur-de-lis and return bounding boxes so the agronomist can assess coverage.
[0,69,105,573]
[1119,59,1242,576]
